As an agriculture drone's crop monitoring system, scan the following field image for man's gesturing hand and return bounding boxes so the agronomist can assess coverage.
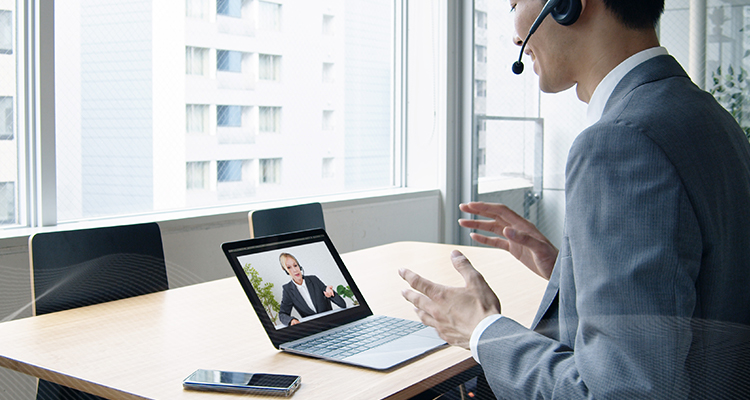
[399,250,501,349]
[459,202,558,280]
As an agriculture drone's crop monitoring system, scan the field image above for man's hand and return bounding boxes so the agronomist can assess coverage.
[459,202,558,280]
[323,285,335,298]
[399,250,501,349]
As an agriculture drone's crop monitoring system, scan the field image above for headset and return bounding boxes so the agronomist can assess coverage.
[279,253,305,276]
[512,0,583,74]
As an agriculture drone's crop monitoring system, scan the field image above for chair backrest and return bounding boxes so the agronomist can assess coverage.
[29,222,169,316]
[248,202,326,238]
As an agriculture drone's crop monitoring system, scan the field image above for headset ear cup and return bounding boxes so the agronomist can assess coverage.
[551,0,582,26]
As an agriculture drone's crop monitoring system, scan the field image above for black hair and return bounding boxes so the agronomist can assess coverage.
[601,0,664,29]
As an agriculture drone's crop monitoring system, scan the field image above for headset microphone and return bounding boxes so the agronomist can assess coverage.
[512,0,582,75]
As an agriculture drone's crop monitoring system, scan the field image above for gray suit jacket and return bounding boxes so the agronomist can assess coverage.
[477,55,750,398]
[279,275,346,326]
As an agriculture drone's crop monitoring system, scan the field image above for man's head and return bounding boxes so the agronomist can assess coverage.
[512,0,663,100]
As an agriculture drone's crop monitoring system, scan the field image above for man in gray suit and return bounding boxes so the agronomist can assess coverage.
[401,0,750,398]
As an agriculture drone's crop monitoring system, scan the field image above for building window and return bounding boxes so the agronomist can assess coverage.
[475,80,487,98]
[0,97,12,140]
[260,158,281,184]
[0,182,15,224]
[322,110,334,131]
[259,1,282,31]
[9,0,398,227]
[186,0,208,19]
[186,104,209,134]
[322,63,334,83]
[217,50,242,73]
[186,162,209,190]
[217,0,242,18]
[218,160,243,182]
[0,10,11,55]
[186,47,208,76]
[322,14,334,35]
[217,105,242,127]
[322,158,334,179]
[475,11,487,29]
[259,106,281,133]
[259,54,281,80]
[476,45,487,63]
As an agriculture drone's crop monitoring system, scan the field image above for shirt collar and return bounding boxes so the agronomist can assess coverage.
[585,46,668,127]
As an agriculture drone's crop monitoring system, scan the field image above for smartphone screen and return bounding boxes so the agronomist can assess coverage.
[183,369,301,396]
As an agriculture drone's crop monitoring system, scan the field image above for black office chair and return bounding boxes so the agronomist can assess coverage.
[248,202,326,238]
[29,222,169,400]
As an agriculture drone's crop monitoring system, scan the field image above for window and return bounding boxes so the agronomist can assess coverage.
[259,106,281,133]
[218,160,243,182]
[217,50,242,73]
[260,158,281,184]
[217,105,242,127]
[186,162,209,189]
[475,80,486,98]
[217,0,242,18]
[322,110,334,131]
[475,45,487,63]
[475,11,487,30]
[322,158,334,179]
[186,104,209,133]
[0,10,11,54]
[186,47,208,76]
[4,0,397,228]
[186,0,208,19]
[259,54,281,80]
[0,97,11,140]
[322,15,334,35]
[322,63,334,83]
[0,182,14,224]
[259,1,282,31]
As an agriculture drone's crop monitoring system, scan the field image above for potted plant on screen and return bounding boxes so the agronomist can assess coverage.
[243,263,281,324]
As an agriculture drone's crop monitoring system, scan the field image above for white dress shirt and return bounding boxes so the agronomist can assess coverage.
[469,46,669,364]
[294,279,317,313]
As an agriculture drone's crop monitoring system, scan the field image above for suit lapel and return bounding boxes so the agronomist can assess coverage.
[292,282,316,315]
[305,278,321,314]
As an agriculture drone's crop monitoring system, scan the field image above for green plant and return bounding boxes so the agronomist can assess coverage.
[709,65,750,141]
[336,284,359,306]
[243,263,281,323]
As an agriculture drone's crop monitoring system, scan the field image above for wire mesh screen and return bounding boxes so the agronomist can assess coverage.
[470,0,750,249]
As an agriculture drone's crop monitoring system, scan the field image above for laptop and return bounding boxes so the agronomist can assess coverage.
[222,229,446,370]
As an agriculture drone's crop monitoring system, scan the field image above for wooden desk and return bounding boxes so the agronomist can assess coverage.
[0,242,547,399]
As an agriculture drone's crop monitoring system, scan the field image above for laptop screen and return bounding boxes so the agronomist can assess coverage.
[223,229,373,347]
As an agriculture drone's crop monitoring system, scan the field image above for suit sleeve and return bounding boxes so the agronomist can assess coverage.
[279,283,295,326]
[477,124,700,398]
[308,275,346,309]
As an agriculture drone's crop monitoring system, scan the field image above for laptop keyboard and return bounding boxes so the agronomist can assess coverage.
[287,316,427,360]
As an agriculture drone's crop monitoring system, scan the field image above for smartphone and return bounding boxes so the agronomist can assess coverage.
[183,369,301,396]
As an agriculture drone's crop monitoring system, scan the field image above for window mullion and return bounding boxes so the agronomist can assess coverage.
[26,0,56,227]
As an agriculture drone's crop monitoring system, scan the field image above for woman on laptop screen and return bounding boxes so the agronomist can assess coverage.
[278,253,346,326]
